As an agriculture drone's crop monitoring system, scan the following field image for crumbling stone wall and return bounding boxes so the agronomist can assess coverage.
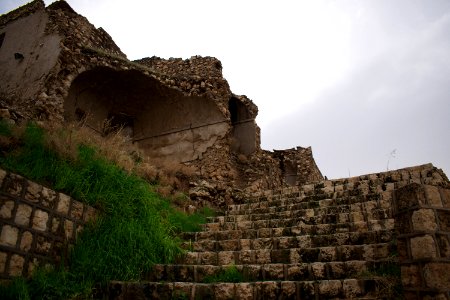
[135,56,230,104]
[0,169,96,279]
[0,0,60,117]
[0,0,328,196]
[46,1,125,58]
[0,0,44,27]
[273,146,324,186]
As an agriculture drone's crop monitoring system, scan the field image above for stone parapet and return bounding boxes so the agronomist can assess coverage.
[0,169,96,278]
[394,183,450,299]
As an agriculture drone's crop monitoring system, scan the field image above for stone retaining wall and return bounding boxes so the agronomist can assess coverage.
[0,169,96,278]
[394,183,450,299]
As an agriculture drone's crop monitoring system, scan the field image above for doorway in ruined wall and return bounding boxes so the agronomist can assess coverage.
[229,97,256,155]
[283,159,298,186]
[65,67,228,162]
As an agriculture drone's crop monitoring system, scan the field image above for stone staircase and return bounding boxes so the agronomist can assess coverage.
[107,164,448,299]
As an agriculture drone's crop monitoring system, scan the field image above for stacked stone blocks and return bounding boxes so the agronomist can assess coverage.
[0,169,96,278]
[394,183,450,299]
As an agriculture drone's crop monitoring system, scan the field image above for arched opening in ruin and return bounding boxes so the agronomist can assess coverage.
[229,97,256,155]
[65,67,228,162]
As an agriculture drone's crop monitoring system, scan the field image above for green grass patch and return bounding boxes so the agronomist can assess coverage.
[169,206,216,233]
[358,261,402,299]
[0,122,212,299]
[202,265,244,283]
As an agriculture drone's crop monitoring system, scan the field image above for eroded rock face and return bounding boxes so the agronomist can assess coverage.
[0,0,324,201]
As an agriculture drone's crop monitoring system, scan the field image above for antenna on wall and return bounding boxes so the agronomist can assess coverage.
[386,149,397,171]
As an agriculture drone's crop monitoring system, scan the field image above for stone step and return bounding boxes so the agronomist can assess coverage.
[226,194,392,216]
[108,278,396,299]
[182,233,393,255]
[202,216,394,232]
[240,164,437,205]
[146,260,396,283]
[182,227,394,245]
[241,182,399,205]
[245,175,437,206]
[228,191,391,213]
[212,206,391,224]
[178,242,395,266]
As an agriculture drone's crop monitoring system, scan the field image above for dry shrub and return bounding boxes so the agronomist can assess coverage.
[44,122,137,173]
[41,121,197,195]
[156,185,173,198]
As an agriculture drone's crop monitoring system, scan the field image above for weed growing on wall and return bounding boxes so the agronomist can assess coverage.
[0,121,213,299]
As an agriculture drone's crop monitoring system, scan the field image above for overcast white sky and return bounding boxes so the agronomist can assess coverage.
[1,0,449,179]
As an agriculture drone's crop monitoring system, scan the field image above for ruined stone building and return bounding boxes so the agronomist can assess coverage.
[1,2,449,299]
[0,0,322,194]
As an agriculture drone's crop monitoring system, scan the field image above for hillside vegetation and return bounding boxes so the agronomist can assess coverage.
[0,121,213,299]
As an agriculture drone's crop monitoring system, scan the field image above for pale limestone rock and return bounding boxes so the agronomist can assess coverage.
[9,254,24,276]
[0,251,7,273]
[311,262,326,279]
[41,187,57,208]
[214,283,235,300]
[64,219,74,240]
[343,279,362,298]
[412,209,437,231]
[255,249,271,264]
[199,251,217,265]
[411,235,437,259]
[424,185,443,207]
[25,181,42,202]
[297,235,311,248]
[7,175,23,196]
[319,247,336,261]
[173,282,192,299]
[217,251,234,265]
[350,212,362,222]
[32,209,48,231]
[401,265,421,287]
[239,250,252,264]
[51,216,61,233]
[240,239,251,250]
[57,193,71,215]
[14,204,32,226]
[20,231,33,251]
[345,260,367,275]
[423,262,450,290]
[70,200,83,219]
[36,236,51,254]
[0,225,19,247]
[318,280,342,297]
[263,264,284,280]
[0,200,15,219]
[235,283,253,300]
[0,169,7,185]
[280,281,296,298]
[329,262,345,278]
[27,258,39,275]
[83,206,96,222]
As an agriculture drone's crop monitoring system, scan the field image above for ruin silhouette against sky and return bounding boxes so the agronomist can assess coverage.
[1,0,449,179]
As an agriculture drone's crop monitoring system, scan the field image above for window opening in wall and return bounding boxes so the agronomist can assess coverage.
[75,108,86,121]
[284,160,297,186]
[229,98,238,124]
[104,112,134,138]
[0,32,5,49]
